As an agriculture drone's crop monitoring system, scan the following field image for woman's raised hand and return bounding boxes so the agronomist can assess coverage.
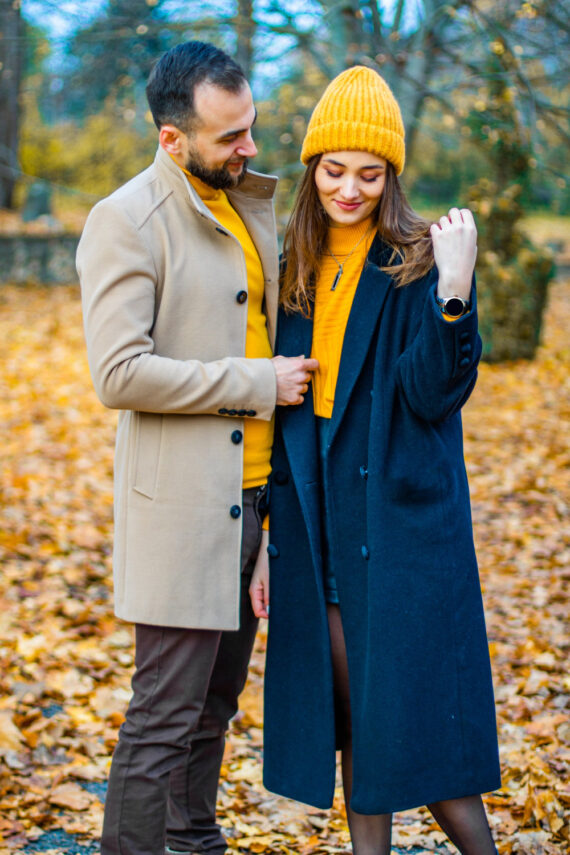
[430,208,477,301]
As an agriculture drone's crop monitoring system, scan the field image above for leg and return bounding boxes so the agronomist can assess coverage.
[166,487,264,854]
[101,623,222,855]
[327,604,392,855]
[427,794,497,855]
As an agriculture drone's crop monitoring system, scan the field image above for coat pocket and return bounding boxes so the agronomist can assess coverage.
[131,412,163,499]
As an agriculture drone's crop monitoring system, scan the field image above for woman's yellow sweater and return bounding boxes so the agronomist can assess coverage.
[311,217,376,418]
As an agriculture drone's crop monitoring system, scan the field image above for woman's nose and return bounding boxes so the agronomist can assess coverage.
[338,177,359,199]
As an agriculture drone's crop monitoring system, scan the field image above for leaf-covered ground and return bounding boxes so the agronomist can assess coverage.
[0,274,568,854]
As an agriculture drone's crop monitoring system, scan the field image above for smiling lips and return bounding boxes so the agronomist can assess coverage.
[335,200,362,211]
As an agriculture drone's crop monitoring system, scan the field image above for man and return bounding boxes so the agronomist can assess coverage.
[77,41,316,855]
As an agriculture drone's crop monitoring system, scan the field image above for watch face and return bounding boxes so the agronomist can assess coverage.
[444,297,466,317]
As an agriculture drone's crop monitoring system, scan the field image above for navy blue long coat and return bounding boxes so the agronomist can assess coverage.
[263,237,501,815]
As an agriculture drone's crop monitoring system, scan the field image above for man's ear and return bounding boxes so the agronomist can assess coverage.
[159,124,185,160]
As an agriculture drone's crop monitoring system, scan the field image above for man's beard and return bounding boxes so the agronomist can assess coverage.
[185,148,248,190]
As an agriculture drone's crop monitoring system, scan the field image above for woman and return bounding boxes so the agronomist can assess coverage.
[250,67,501,855]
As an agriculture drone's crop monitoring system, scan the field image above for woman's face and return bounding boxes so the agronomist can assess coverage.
[314,150,387,226]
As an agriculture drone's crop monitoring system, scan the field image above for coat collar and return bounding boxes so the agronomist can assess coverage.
[153,145,277,223]
[276,235,394,558]
[153,145,279,348]
[276,308,322,572]
[277,236,394,451]
[276,307,320,485]
[327,234,393,445]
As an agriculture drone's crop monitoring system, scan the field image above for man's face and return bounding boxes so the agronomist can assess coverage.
[182,81,258,189]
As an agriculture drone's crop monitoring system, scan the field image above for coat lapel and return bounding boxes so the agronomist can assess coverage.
[276,308,323,577]
[328,238,393,445]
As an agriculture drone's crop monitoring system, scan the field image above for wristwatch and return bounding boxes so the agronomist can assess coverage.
[435,295,470,318]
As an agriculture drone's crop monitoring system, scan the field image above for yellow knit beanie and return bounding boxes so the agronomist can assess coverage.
[300,66,405,175]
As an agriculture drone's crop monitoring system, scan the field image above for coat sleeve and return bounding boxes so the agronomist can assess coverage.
[395,276,482,424]
[77,200,276,419]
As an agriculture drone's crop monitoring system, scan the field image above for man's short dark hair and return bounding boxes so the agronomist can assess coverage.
[146,41,247,133]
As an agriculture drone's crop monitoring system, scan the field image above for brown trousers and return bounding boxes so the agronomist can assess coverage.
[101,486,266,855]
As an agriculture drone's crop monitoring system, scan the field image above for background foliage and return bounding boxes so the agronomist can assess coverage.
[2,0,567,359]
[2,0,567,213]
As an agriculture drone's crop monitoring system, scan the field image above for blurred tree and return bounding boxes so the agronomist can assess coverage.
[0,0,23,207]
[20,102,157,198]
[236,0,255,78]
[464,24,556,360]
[65,0,173,122]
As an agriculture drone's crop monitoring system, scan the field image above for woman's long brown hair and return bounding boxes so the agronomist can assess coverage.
[280,156,435,315]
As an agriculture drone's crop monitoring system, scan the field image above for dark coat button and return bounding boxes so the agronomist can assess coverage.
[460,342,472,354]
[228,409,238,416]
[459,357,471,368]
[361,545,370,560]
[273,470,289,486]
[246,410,257,417]
[267,543,280,558]
[237,409,247,416]
[460,331,470,343]
[359,465,368,480]
[231,430,243,444]
[236,290,248,304]
[230,505,241,519]
[218,408,228,415]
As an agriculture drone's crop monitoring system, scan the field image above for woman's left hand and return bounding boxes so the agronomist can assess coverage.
[250,529,270,619]
[430,207,477,300]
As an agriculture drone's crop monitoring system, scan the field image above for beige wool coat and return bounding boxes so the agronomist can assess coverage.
[77,146,279,630]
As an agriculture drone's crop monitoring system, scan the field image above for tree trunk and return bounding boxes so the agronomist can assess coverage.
[235,0,255,80]
[0,0,22,209]
[319,0,364,75]
[369,0,450,164]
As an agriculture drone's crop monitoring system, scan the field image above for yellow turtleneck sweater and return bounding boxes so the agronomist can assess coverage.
[311,217,376,418]
[185,171,274,489]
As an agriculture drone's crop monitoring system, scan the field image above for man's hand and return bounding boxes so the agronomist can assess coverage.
[250,530,270,619]
[430,207,477,300]
[272,355,319,406]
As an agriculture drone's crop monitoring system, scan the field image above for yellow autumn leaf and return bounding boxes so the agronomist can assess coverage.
[48,782,94,810]
[0,711,24,752]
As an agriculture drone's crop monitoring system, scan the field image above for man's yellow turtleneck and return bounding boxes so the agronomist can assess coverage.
[185,170,274,489]
[311,217,376,418]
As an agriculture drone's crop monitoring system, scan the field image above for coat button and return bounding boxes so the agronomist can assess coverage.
[228,409,238,416]
[231,430,243,444]
[361,545,370,560]
[247,409,257,417]
[459,356,471,368]
[460,331,470,343]
[460,342,472,354]
[230,505,241,519]
[267,543,280,558]
[218,408,228,415]
[236,290,248,304]
[237,409,247,416]
[273,470,289,486]
[359,465,368,480]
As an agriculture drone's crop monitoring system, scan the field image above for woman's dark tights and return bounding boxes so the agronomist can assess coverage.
[327,604,497,855]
